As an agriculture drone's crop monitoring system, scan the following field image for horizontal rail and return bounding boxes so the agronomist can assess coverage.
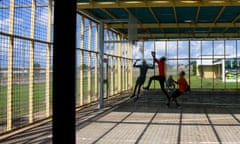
[0,32,52,44]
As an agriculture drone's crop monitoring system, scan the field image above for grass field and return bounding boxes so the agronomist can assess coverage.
[0,82,52,122]
[133,75,240,89]
[0,75,239,123]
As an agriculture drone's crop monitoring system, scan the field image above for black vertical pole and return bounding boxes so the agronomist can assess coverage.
[98,21,104,109]
[53,0,76,143]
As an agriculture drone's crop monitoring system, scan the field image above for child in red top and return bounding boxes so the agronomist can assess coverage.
[171,71,190,108]
[143,53,171,106]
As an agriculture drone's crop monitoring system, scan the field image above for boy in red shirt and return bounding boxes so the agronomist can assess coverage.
[171,71,190,108]
[143,52,171,106]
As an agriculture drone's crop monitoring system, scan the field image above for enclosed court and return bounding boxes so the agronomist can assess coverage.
[0,0,240,143]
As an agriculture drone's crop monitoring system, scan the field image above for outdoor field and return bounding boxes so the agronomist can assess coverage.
[2,75,238,108]
[0,75,239,124]
[0,83,52,124]
[133,74,240,89]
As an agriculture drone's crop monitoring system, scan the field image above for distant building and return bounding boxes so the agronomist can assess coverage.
[196,55,240,82]
[0,68,53,86]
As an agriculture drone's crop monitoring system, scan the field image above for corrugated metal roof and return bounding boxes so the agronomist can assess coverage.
[78,0,240,39]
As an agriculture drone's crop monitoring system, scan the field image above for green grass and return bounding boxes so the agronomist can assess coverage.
[0,82,52,123]
[188,75,239,89]
[0,75,238,123]
[133,75,240,89]
[75,76,123,103]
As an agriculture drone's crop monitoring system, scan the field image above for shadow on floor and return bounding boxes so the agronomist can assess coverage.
[77,90,240,144]
[1,90,240,144]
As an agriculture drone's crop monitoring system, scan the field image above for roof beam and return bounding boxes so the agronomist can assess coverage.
[100,8,117,19]
[148,7,164,33]
[148,7,159,24]
[207,6,225,36]
[222,27,229,33]
[214,6,225,23]
[79,9,101,21]
[172,6,180,33]
[124,8,141,24]
[107,23,240,29]
[193,6,201,35]
[232,14,240,23]
[77,1,240,9]
[195,6,200,23]
[222,14,240,32]
[173,7,178,24]
[123,7,148,34]
[135,33,240,38]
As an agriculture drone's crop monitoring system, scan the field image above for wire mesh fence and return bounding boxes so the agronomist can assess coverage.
[1,0,239,137]
[0,0,52,134]
[132,40,240,90]
[75,14,133,108]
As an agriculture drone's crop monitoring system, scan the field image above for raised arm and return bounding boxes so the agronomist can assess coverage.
[151,51,158,63]
[148,59,155,69]
[153,57,158,62]
[174,78,180,84]
[133,59,141,67]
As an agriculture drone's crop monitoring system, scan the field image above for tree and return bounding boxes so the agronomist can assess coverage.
[225,61,231,69]
[34,63,41,69]
[80,64,88,70]
[232,60,237,69]
[191,61,196,75]
[34,63,41,77]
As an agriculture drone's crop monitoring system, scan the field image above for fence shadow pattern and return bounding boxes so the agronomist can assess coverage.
[77,90,240,144]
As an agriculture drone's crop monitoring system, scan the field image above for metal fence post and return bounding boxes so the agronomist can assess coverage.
[53,0,76,143]
[98,21,104,109]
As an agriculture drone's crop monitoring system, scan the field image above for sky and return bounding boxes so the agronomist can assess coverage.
[133,40,240,66]
[0,0,51,68]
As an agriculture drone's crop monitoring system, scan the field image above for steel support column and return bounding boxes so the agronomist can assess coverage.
[7,0,15,131]
[53,0,76,143]
[98,21,104,109]
[129,40,133,89]
[117,34,121,93]
[110,32,114,96]
[29,0,36,123]
[45,0,52,117]
[87,21,92,103]
[95,24,99,101]
[80,17,84,106]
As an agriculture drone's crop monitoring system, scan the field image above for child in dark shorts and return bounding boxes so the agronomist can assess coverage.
[171,71,190,108]
[131,59,154,101]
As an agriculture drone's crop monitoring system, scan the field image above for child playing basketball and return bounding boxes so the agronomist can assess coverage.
[130,59,155,101]
[171,71,190,108]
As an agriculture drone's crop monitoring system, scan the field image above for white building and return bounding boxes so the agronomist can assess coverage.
[196,55,240,82]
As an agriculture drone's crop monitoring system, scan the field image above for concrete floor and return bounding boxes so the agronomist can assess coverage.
[77,90,240,144]
[1,90,240,144]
